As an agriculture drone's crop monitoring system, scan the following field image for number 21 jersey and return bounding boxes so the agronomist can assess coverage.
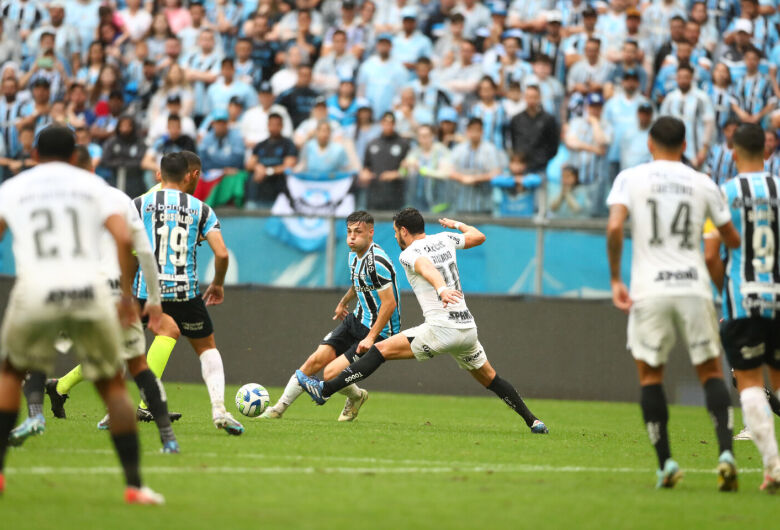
[607,160,731,301]
[133,189,220,301]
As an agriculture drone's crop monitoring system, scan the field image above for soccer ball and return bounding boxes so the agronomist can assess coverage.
[235,383,270,417]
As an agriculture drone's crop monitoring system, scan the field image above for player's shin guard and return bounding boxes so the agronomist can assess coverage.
[741,386,779,467]
[322,346,385,398]
[0,410,19,472]
[704,378,734,455]
[134,370,176,444]
[23,371,46,418]
[277,374,305,410]
[640,384,671,469]
[111,432,142,488]
[199,349,226,415]
[56,365,83,395]
[140,336,177,409]
[487,375,538,427]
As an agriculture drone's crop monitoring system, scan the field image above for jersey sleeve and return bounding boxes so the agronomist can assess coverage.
[606,170,630,209]
[442,231,466,249]
[97,182,127,223]
[399,246,423,271]
[370,253,395,291]
[704,178,731,227]
[198,203,221,238]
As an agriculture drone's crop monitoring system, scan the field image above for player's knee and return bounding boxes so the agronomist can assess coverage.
[301,352,327,374]
[158,315,180,339]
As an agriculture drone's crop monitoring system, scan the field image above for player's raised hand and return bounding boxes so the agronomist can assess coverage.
[438,218,460,230]
[116,295,140,329]
[203,284,225,306]
[611,280,632,314]
[142,303,163,334]
[333,302,349,320]
[440,288,463,308]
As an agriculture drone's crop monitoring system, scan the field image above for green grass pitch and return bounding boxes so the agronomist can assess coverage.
[2,382,778,529]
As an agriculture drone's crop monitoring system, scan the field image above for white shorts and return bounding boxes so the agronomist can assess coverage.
[0,282,123,381]
[120,320,146,362]
[627,295,722,368]
[402,323,487,370]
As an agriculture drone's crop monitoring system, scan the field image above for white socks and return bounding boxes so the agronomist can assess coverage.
[338,383,363,400]
[200,348,226,416]
[741,386,779,468]
[277,374,304,411]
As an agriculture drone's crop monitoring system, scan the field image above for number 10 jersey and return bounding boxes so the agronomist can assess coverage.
[607,160,731,302]
[133,189,220,301]
[722,172,780,320]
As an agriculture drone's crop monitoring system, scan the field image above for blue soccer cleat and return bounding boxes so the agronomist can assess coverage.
[8,413,46,447]
[530,420,549,434]
[717,450,738,492]
[161,440,180,454]
[656,458,683,489]
[214,412,244,436]
[296,370,328,405]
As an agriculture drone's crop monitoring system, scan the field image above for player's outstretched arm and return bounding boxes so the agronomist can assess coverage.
[715,221,741,249]
[439,218,486,249]
[105,213,140,328]
[606,204,632,313]
[357,286,397,354]
[414,256,463,307]
[333,287,356,321]
[203,230,229,306]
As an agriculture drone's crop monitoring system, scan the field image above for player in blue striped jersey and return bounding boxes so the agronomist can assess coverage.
[705,124,780,492]
[262,211,401,422]
[133,152,244,435]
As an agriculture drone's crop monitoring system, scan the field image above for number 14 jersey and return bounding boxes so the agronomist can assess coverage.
[133,189,220,301]
[722,172,780,320]
[607,160,731,302]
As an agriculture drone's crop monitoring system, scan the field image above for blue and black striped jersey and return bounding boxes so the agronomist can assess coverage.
[133,189,220,301]
[723,172,780,320]
[349,243,401,337]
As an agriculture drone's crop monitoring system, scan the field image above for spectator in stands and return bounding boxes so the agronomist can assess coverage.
[485,33,532,94]
[722,18,755,80]
[343,99,381,167]
[491,152,543,218]
[603,69,649,179]
[77,42,107,88]
[765,128,780,175]
[707,117,739,185]
[527,55,565,122]
[470,76,507,149]
[436,39,482,107]
[731,46,775,125]
[564,92,611,217]
[620,102,654,171]
[359,111,410,210]
[567,38,613,104]
[197,109,246,203]
[149,94,197,144]
[393,6,433,70]
[88,64,122,107]
[246,113,298,209]
[17,78,53,136]
[321,1,368,60]
[26,1,81,69]
[20,37,69,103]
[456,0,491,40]
[241,81,294,148]
[563,6,599,69]
[653,15,687,75]
[327,79,359,128]
[142,113,197,171]
[709,62,736,144]
[529,10,566,86]
[296,120,352,176]
[549,165,589,219]
[433,13,466,68]
[1,125,35,177]
[74,125,105,177]
[149,64,195,126]
[277,63,319,129]
[450,117,503,214]
[406,57,450,123]
[90,89,125,143]
[401,123,453,211]
[509,85,559,176]
[234,38,261,87]
[206,57,258,117]
[118,0,153,43]
[313,30,358,95]
[181,28,223,124]
[100,116,147,197]
[177,1,211,52]
[294,97,340,147]
[605,40,647,98]
[357,33,409,118]
[146,13,175,63]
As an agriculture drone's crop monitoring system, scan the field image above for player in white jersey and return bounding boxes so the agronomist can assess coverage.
[606,116,741,491]
[8,146,181,452]
[297,208,549,434]
[0,127,163,503]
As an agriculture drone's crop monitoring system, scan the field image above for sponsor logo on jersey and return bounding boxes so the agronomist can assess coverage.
[423,241,446,253]
[653,268,698,282]
[46,286,95,304]
[448,310,473,322]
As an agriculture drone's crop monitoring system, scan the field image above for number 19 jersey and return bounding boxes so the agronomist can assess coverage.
[133,189,220,301]
[607,160,731,301]
[722,172,780,320]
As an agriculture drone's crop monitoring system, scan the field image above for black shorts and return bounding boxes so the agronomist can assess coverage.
[140,297,214,339]
[321,313,387,363]
[721,317,780,371]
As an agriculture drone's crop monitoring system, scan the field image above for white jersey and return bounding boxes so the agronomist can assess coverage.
[607,159,731,301]
[399,232,475,329]
[0,162,124,292]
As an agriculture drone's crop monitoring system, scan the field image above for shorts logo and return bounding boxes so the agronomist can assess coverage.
[419,345,433,358]
[740,343,765,360]
[324,332,333,341]
[462,352,481,364]
[181,321,204,331]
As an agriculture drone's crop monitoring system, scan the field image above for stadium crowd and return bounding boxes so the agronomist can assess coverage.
[3,0,780,218]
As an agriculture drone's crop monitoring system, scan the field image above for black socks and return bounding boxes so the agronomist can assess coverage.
[322,346,385,398]
[703,378,733,456]
[134,370,176,444]
[24,371,46,417]
[111,432,141,488]
[640,384,671,469]
[487,375,538,427]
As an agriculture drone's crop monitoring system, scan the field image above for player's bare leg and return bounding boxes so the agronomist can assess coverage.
[189,334,243,435]
[0,360,25,494]
[469,360,547,434]
[694,357,736,492]
[635,360,681,488]
[736,366,780,492]
[94,372,163,504]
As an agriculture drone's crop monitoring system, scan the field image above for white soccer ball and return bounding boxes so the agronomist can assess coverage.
[235,383,270,417]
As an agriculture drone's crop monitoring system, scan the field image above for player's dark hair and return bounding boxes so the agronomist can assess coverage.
[346,211,374,226]
[733,123,765,156]
[73,145,92,171]
[180,150,202,170]
[36,125,76,160]
[160,152,189,182]
[649,117,686,150]
[393,207,425,235]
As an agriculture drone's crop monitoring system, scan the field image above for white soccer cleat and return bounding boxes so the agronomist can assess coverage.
[125,486,165,505]
[259,405,283,419]
[338,389,368,422]
[760,457,780,494]
[214,411,244,435]
[733,427,752,441]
